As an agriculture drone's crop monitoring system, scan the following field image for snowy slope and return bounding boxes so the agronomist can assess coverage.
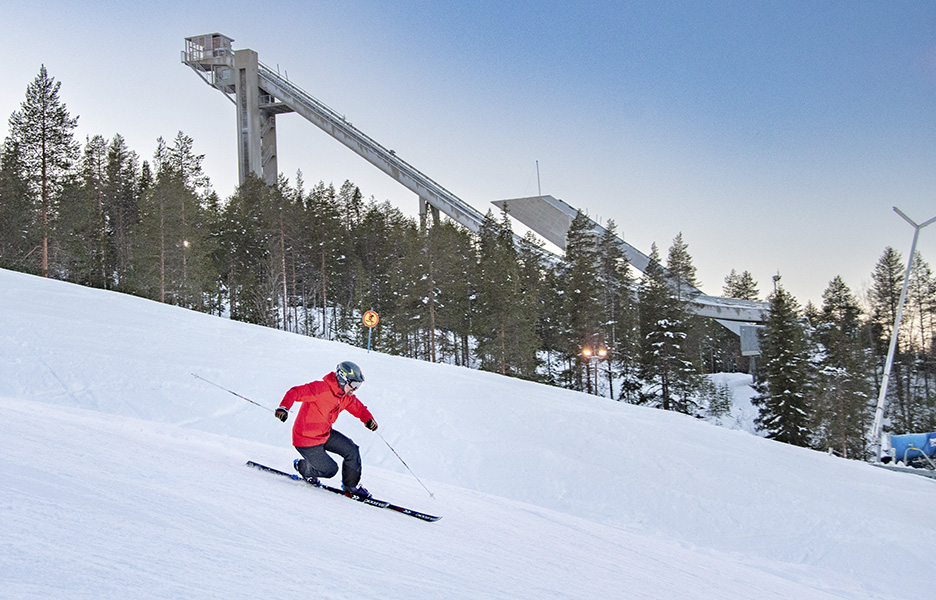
[1,268,933,599]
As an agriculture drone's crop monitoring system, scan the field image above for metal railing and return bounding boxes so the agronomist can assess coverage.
[256,62,486,232]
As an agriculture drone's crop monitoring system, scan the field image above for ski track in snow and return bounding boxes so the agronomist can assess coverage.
[1,267,933,599]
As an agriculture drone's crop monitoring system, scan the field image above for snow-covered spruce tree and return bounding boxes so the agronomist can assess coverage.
[665,232,699,303]
[538,260,568,386]
[385,212,427,356]
[307,181,346,339]
[596,220,638,401]
[395,216,477,365]
[440,222,479,367]
[332,180,367,343]
[810,276,873,458]
[513,230,548,379]
[560,211,605,393]
[352,199,419,353]
[268,174,308,335]
[665,233,705,407]
[752,285,815,447]
[472,210,538,378]
[699,378,732,423]
[637,242,699,413]
[6,65,80,277]
[209,174,280,325]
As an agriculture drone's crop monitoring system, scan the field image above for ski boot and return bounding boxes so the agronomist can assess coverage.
[294,458,320,486]
[342,483,371,498]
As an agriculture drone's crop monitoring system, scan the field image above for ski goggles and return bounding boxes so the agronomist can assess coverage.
[347,380,363,390]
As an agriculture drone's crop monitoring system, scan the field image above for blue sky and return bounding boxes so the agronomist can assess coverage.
[2,1,935,304]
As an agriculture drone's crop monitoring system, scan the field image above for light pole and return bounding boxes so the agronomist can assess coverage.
[597,348,608,397]
[582,347,607,396]
[582,348,593,394]
[871,207,936,457]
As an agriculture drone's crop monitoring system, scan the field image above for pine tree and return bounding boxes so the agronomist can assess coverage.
[811,276,872,458]
[352,198,429,355]
[215,174,280,325]
[154,132,211,198]
[307,182,344,338]
[0,137,35,271]
[700,378,733,422]
[560,211,604,392]
[6,65,80,277]
[752,285,815,447]
[103,134,141,289]
[132,135,215,309]
[666,233,708,397]
[538,261,567,386]
[869,247,915,432]
[473,211,538,377]
[514,231,548,379]
[337,180,364,232]
[58,135,109,287]
[723,269,760,300]
[426,221,476,366]
[596,220,637,400]
[637,242,699,413]
[907,252,936,428]
[665,232,699,302]
[395,223,435,360]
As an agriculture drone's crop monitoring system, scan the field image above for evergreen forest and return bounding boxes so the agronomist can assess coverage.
[4,67,936,460]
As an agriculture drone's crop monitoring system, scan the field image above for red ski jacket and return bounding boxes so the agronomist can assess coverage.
[278,372,374,447]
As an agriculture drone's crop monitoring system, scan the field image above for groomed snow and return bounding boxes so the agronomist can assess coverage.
[1,268,932,599]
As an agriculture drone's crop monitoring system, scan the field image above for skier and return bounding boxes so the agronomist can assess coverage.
[275,361,378,497]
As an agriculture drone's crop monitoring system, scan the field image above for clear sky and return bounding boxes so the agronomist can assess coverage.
[2,1,935,305]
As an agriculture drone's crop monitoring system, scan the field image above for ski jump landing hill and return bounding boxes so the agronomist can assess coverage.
[181,33,766,343]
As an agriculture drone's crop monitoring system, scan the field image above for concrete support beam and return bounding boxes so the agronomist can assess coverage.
[233,49,263,184]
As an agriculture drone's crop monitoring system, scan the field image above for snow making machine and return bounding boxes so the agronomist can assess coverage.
[882,432,936,470]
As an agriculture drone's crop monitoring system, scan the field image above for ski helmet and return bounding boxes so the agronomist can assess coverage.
[335,361,365,389]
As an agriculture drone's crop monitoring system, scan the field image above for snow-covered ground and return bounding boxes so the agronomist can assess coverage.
[709,371,761,433]
[1,268,932,599]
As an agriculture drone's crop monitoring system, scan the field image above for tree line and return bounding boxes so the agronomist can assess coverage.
[3,66,935,460]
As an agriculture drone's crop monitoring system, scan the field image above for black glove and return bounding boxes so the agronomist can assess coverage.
[365,418,378,431]
[275,407,288,422]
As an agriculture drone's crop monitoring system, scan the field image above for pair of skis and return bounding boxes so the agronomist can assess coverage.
[246,461,441,522]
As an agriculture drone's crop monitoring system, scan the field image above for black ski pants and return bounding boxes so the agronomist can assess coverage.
[295,429,362,488]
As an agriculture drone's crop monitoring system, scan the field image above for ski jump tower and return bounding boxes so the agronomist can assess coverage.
[181,33,478,231]
[181,33,767,337]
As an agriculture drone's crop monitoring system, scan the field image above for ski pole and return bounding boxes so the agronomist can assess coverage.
[191,373,274,412]
[376,430,435,499]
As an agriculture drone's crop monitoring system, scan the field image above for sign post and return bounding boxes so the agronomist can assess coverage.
[362,310,379,353]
